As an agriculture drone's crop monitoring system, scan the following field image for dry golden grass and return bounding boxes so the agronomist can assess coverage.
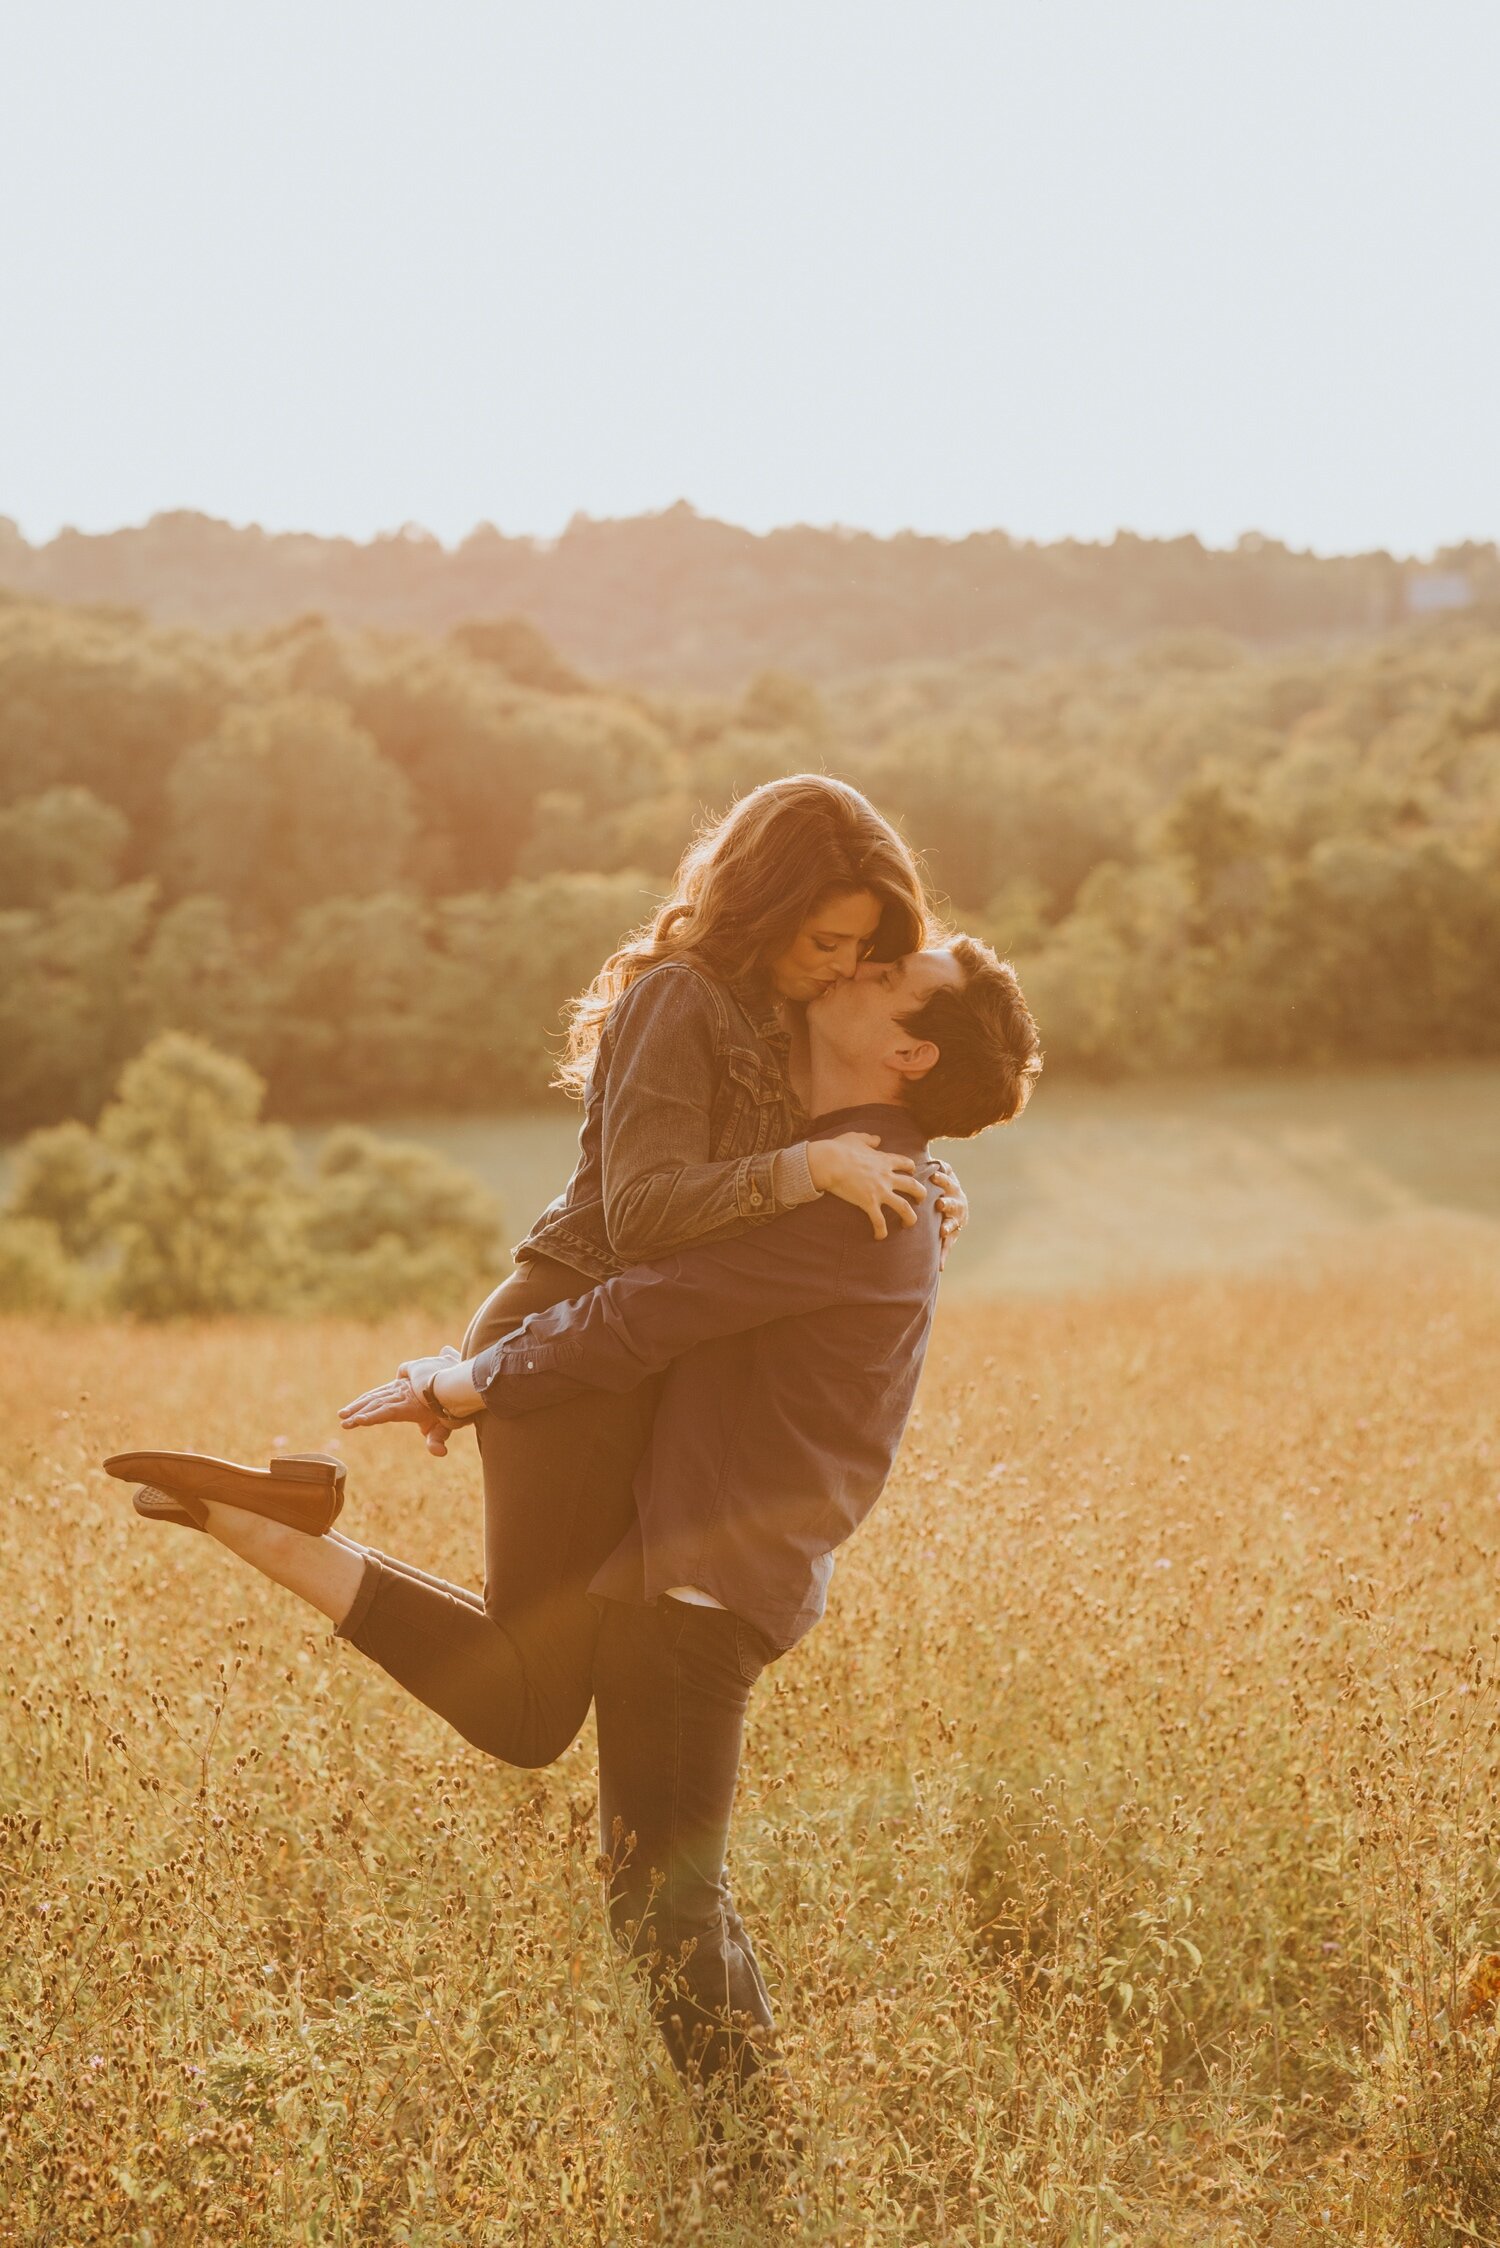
[4,1240,1500,2244]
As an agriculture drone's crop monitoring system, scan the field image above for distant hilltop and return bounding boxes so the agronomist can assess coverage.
[0,505,1495,687]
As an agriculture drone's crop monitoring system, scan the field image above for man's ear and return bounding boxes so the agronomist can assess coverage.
[890,1035,939,1082]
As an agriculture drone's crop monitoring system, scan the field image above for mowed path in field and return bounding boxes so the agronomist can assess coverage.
[370,1063,1500,1299]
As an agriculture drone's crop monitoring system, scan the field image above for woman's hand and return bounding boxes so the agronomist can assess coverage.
[807,1132,926,1241]
[930,1157,969,1270]
[340,1346,461,1456]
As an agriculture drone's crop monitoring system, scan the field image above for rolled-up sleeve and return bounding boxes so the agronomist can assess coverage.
[600,968,818,1263]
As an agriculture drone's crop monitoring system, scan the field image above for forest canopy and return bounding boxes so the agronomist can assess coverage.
[1,588,1498,1136]
[3,506,1498,686]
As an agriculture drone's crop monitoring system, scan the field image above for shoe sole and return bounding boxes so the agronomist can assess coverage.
[103,1451,346,1536]
[132,1483,208,1531]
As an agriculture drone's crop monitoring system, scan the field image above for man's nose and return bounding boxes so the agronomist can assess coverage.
[853,958,885,981]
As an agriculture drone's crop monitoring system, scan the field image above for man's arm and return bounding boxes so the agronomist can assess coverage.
[337,1197,856,1440]
[450,1194,861,1418]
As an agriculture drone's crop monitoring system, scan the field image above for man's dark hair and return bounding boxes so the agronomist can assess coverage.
[900,937,1042,1140]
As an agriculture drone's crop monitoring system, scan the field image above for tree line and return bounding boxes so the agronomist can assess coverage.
[1,590,1499,1141]
[3,506,1497,685]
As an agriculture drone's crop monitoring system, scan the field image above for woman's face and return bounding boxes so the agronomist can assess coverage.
[766,888,884,1005]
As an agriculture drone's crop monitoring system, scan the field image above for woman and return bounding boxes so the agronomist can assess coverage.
[112,775,966,1767]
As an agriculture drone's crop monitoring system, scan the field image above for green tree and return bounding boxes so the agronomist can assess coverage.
[167,697,412,919]
[347,657,541,892]
[449,616,584,694]
[265,892,446,1114]
[0,786,130,907]
[6,1120,115,1258]
[0,599,234,832]
[0,1217,81,1312]
[302,1127,503,1315]
[133,895,270,1059]
[0,885,155,1133]
[91,1034,305,1316]
[435,872,658,1102]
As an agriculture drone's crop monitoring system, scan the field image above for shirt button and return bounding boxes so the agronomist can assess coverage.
[526,1359,534,1370]
[749,1191,763,1207]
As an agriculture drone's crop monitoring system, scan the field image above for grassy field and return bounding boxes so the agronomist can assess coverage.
[364,1063,1500,1300]
[5,1225,1500,2243]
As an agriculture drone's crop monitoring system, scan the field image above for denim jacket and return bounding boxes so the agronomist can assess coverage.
[515,957,817,1283]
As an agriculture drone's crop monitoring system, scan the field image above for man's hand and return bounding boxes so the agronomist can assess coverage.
[340,1345,462,1456]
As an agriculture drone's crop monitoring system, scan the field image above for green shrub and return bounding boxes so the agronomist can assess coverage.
[0,1216,86,1313]
[300,1126,502,1316]
[1,1036,504,1320]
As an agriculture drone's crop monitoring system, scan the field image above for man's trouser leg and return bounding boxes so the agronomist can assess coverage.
[594,1595,778,2102]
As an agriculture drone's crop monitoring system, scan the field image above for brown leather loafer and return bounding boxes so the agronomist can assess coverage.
[103,1451,346,1536]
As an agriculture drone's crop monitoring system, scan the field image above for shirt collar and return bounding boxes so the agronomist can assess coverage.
[809,1102,928,1157]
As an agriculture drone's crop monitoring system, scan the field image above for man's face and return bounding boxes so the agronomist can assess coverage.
[807,946,963,1074]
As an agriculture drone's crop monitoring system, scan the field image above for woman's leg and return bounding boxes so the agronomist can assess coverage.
[192,1501,599,1770]
[333,1363,660,1767]
[327,1529,485,1612]
[199,1504,364,1623]
[194,1515,488,1630]
[187,1259,660,1771]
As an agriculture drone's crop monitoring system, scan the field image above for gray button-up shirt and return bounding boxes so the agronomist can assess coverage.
[472,1103,941,1651]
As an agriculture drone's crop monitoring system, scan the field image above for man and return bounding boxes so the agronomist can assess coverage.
[110,937,1041,2132]
[348,935,1041,2109]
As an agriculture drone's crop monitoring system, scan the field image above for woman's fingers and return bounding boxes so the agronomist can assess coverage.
[860,1166,928,1238]
[339,1383,380,1411]
[880,1184,920,1229]
[344,1384,407,1420]
[339,1380,418,1425]
[341,1379,408,1413]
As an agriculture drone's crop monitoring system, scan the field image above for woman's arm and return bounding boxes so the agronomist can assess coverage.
[600,968,924,1262]
[598,967,817,1264]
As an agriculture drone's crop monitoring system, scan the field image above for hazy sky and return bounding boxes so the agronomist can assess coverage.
[4,2,1497,555]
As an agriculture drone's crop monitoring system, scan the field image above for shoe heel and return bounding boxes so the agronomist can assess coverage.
[276,1455,346,1493]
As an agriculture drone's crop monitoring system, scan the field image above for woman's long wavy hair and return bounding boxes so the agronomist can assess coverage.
[558,774,930,1094]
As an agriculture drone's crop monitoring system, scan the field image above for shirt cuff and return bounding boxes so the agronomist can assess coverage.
[474,1330,580,1410]
[770,1140,818,1209]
